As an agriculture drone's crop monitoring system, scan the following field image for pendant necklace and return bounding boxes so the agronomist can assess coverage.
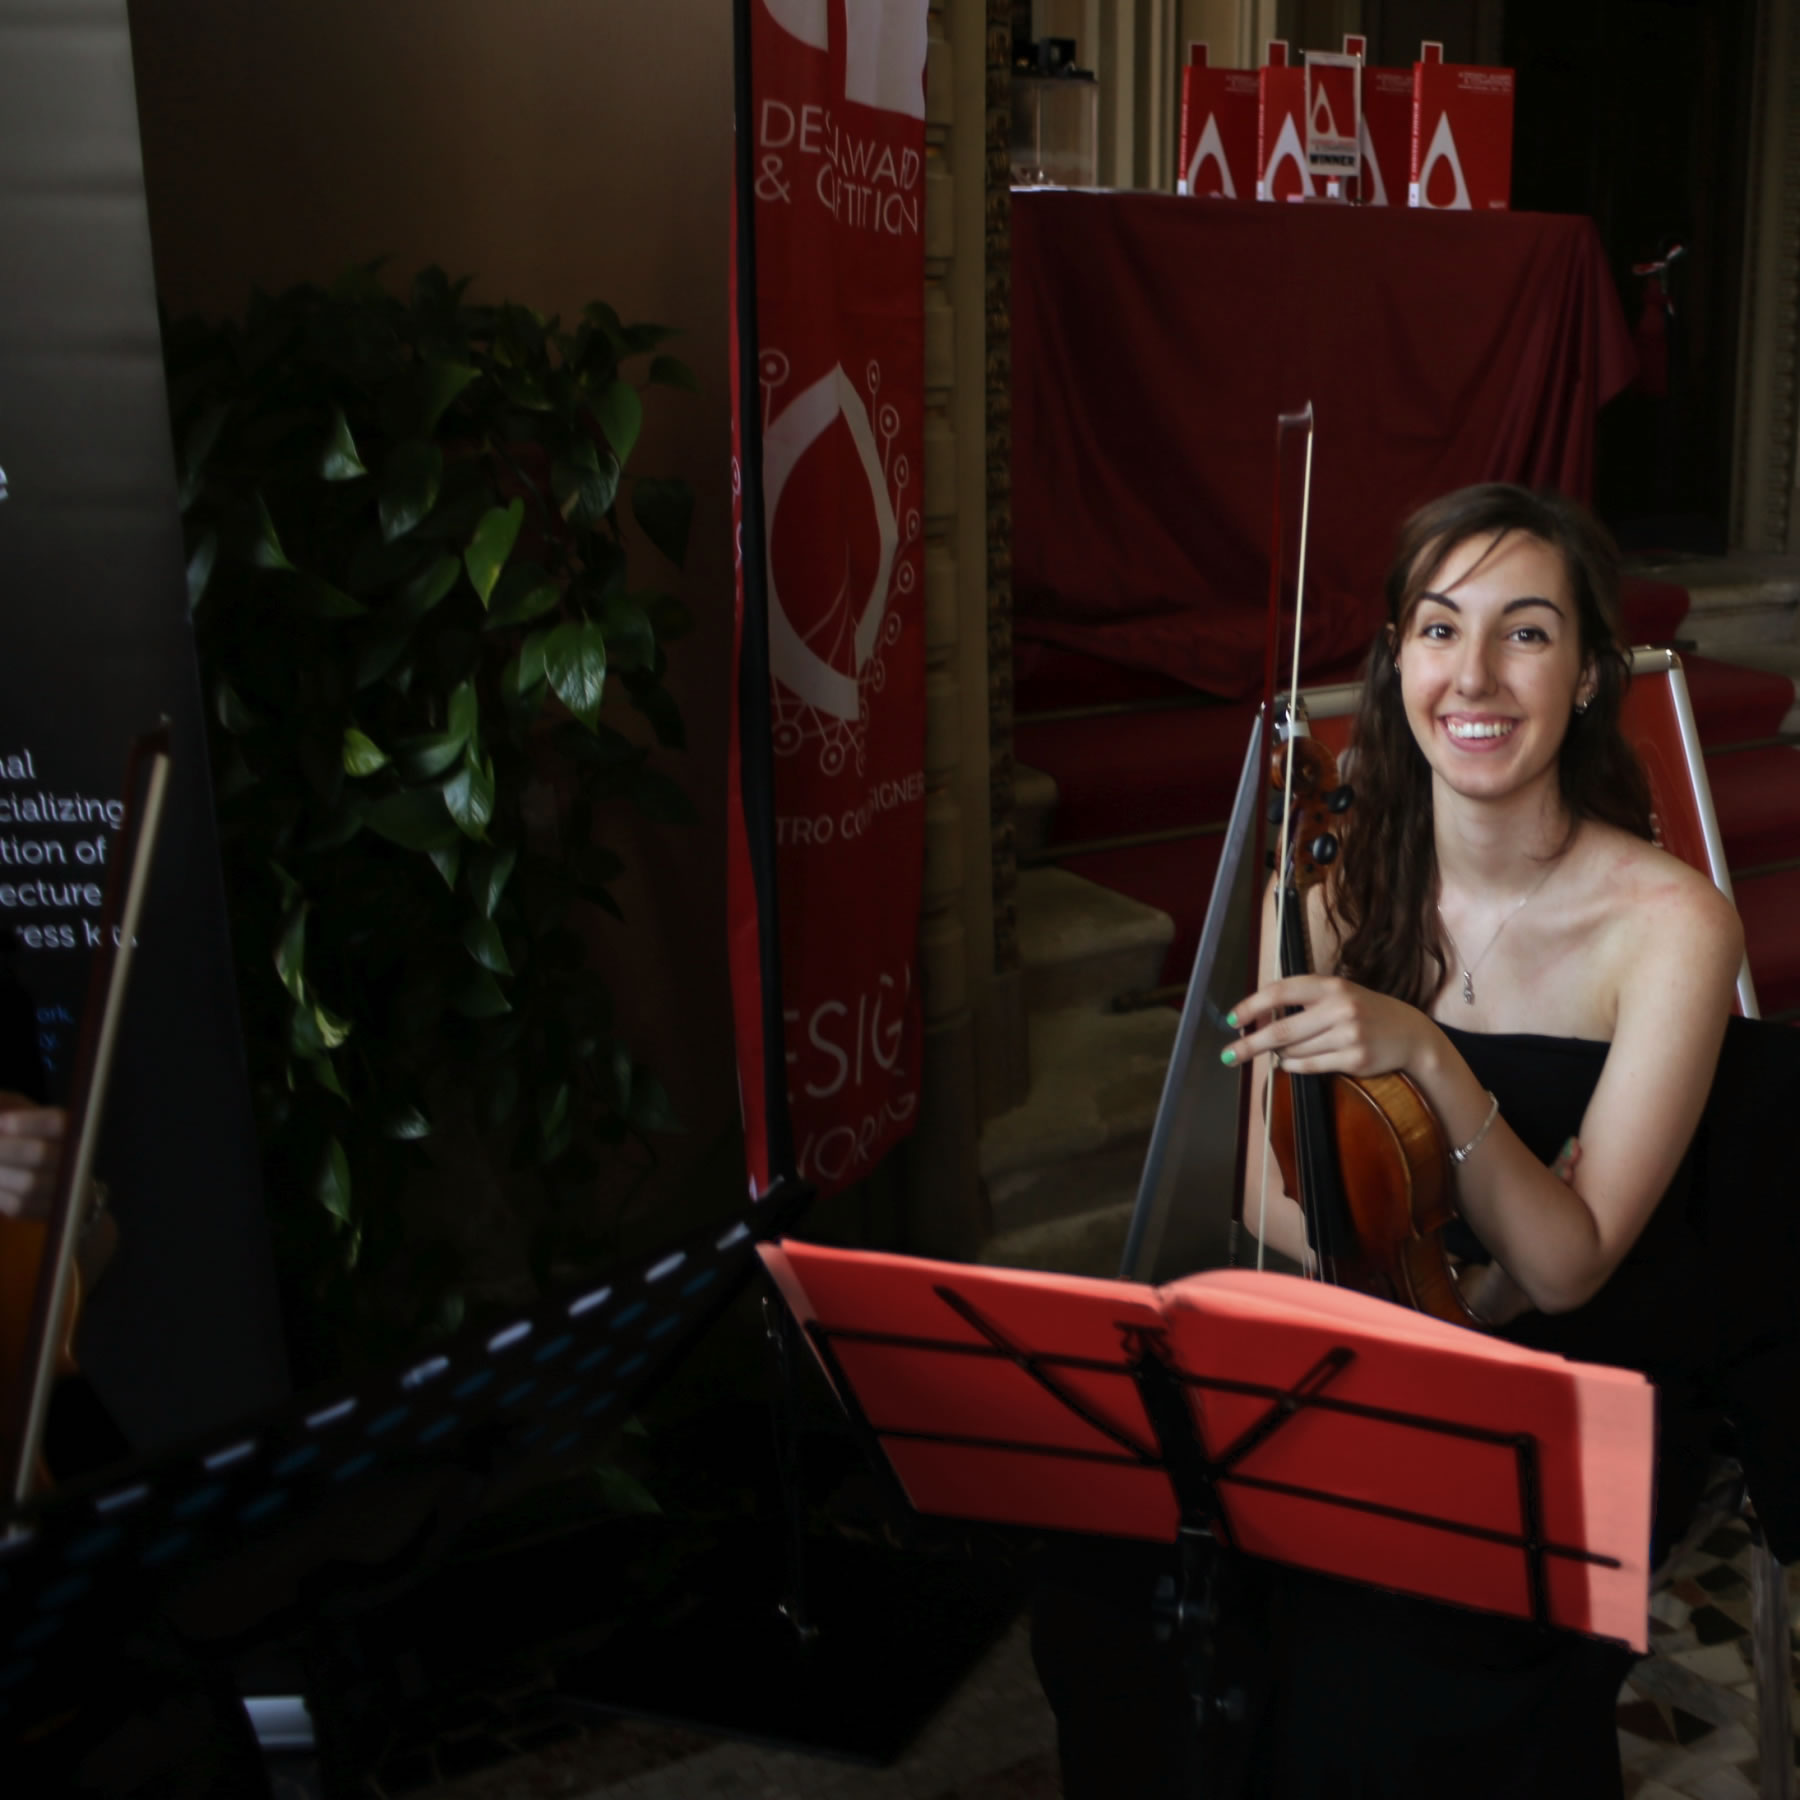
[1436,861,1560,1005]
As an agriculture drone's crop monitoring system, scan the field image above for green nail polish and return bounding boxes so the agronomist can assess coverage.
[1225,1010,1238,1027]
[1220,1048,1236,1066]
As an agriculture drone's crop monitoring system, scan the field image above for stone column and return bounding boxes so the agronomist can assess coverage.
[1732,0,1800,553]
[907,0,998,1254]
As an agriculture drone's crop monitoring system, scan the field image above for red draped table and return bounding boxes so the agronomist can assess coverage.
[1011,194,1638,697]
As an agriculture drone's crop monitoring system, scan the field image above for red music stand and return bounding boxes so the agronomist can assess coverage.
[760,1243,1655,1652]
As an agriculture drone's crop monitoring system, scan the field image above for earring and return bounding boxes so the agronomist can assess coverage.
[1574,698,1590,715]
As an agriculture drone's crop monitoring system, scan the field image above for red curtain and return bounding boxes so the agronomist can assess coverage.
[1012,195,1637,697]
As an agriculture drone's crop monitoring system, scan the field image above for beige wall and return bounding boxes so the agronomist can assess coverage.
[127,0,745,1194]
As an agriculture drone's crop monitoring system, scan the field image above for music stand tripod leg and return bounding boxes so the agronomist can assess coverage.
[763,1293,820,1647]
[1747,1522,1795,1800]
[1128,1337,1256,1748]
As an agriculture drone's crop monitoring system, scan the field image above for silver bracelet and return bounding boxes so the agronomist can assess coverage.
[1450,1091,1501,1166]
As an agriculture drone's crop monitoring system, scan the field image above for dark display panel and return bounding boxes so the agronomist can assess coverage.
[0,0,286,1446]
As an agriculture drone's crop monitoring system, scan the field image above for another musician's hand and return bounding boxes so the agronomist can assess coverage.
[0,1095,65,1220]
[1225,975,1433,1079]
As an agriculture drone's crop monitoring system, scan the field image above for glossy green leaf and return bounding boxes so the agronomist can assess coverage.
[274,904,307,1000]
[447,679,478,743]
[307,1054,347,1101]
[483,569,560,631]
[420,360,479,433]
[595,379,643,463]
[428,844,462,890]
[631,479,693,570]
[462,916,513,975]
[621,320,681,354]
[598,591,655,670]
[647,354,698,392]
[296,575,366,618]
[583,300,626,348]
[466,846,517,918]
[317,1136,352,1223]
[395,679,476,779]
[365,788,459,850]
[452,968,512,1019]
[591,1463,661,1517]
[341,727,389,776]
[289,999,325,1057]
[252,493,294,570]
[352,618,413,690]
[395,554,461,618]
[313,1001,353,1049]
[627,1070,681,1134]
[215,679,259,735]
[543,619,607,729]
[381,1104,432,1141]
[320,405,367,481]
[444,750,495,840]
[553,439,619,527]
[497,368,551,411]
[378,439,443,543]
[464,497,524,606]
[179,402,230,510]
[394,731,467,781]
[186,530,218,613]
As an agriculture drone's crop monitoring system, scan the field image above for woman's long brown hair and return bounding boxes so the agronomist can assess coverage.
[1332,485,1655,1008]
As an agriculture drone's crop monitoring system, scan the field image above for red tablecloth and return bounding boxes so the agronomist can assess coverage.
[1012,194,1638,697]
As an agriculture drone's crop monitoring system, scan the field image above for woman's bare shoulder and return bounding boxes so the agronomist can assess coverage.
[1589,823,1743,971]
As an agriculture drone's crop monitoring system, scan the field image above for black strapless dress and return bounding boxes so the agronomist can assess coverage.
[1252,1027,1716,1800]
[1039,1021,1799,1800]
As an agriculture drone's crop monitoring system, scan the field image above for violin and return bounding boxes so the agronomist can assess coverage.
[0,725,172,1505]
[1260,716,1484,1329]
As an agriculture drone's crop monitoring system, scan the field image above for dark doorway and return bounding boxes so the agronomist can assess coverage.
[1507,0,1757,554]
[1365,0,1758,554]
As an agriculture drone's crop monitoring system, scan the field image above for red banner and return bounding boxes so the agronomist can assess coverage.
[730,1,928,1197]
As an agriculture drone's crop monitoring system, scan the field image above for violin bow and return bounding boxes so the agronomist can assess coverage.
[2,724,172,1513]
[1250,403,1317,1273]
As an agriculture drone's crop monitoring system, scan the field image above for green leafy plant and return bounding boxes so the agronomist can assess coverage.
[166,265,700,1366]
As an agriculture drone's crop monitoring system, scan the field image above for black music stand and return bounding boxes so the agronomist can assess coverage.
[1,1177,809,1793]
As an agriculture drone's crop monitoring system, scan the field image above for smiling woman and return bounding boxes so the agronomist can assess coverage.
[1218,484,1744,1797]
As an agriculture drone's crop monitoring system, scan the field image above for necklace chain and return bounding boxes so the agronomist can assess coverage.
[1436,862,1560,1005]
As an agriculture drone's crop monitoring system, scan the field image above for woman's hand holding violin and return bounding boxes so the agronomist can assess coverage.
[1227,974,1443,1083]
[0,1096,65,1220]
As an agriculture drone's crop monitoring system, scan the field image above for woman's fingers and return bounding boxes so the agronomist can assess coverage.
[0,1104,66,1220]
[1228,974,1340,1030]
[1225,1008,1348,1068]
[0,1104,65,1144]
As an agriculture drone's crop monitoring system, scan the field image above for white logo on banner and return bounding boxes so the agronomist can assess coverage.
[761,354,915,774]
[1412,111,1471,209]
[1258,113,1314,201]
[1186,113,1236,199]
[763,0,927,119]
[1310,86,1342,139]
[1357,112,1389,206]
